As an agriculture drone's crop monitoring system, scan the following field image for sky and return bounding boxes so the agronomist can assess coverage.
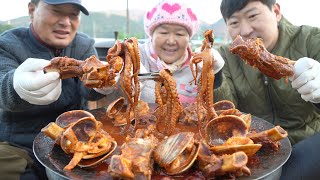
[0,0,319,27]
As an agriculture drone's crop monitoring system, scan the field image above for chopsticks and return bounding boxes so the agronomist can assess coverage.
[138,72,161,80]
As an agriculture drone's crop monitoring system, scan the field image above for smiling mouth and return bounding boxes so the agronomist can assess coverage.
[54,30,70,35]
[163,48,177,52]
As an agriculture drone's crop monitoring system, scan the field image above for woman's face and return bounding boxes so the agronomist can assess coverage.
[29,1,81,49]
[226,1,282,51]
[151,24,190,64]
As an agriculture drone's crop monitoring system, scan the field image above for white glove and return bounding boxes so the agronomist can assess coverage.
[211,48,225,74]
[13,58,62,105]
[194,47,225,74]
[290,57,320,103]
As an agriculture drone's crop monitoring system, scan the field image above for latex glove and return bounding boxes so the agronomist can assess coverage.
[211,48,225,74]
[290,57,320,103]
[13,58,62,105]
[194,47,225,74]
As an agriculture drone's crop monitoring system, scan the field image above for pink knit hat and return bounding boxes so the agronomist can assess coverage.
[144,0,199,38]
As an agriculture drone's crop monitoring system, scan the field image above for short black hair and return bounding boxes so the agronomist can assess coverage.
[220,0,276,20]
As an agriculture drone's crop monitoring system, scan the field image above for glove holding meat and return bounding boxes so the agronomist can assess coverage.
[13,58,62,105]
[290,57,320,103]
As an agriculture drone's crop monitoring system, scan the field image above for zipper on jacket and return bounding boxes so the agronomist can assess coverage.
[263,75,276,124]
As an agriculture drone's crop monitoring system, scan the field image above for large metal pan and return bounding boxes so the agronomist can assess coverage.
[33,108,291,180]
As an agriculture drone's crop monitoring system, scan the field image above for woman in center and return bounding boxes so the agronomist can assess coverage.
[139,0,225,103]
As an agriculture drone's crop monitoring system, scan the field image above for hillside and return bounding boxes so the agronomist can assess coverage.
[1,10,229,42]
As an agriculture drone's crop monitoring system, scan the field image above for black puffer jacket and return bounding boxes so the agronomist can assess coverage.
[0,27,104,148]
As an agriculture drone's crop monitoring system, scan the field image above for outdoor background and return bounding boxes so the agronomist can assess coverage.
[0,0,319,46]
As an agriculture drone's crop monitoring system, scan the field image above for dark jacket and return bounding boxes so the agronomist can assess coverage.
[0,26,104,148]
[215,17,320,144]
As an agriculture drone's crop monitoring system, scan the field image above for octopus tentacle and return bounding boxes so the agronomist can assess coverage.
[190,30,218,137]
[154,70,182,136]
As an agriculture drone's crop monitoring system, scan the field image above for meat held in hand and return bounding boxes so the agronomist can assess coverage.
[229,35,295,80]
[44,55,122,88]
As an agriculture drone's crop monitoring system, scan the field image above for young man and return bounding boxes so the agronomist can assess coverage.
[215,0,320,179]
[0,0,109,179]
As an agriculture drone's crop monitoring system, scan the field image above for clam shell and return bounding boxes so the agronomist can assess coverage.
[106,97,125,119]
[154,132,200,175]
[205,115,248,146]
[166,142,200,175]
[154,132,195,166]
[78,140,117,168]
[214,100,235,114]
[154,132,199,175]
[60,117,98,154]
[55,110,94,128]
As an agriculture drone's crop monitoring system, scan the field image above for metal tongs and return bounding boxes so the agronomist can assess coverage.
[138,72,161,81]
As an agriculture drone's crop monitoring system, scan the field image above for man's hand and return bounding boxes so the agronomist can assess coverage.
[211,48,225,74]
[291,57,320,103]
[13,58,62,105]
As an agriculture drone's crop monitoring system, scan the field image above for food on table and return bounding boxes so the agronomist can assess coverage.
[116,37,142,133]
[229,35,295,80]
[197,142,251,178]
[41,115,117,170]
[190,29,218,135]
[247,125,288,151]
[40,31,289,179]
[154,69,183,136]
[108,125,158,179]
[154,132,200,175]
[106,98,150,127]
[44,55,122,88]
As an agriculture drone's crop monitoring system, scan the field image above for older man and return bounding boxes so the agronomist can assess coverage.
[0,0,110,179]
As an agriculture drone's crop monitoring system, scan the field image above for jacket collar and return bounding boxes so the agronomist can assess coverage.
[271,16,299,56]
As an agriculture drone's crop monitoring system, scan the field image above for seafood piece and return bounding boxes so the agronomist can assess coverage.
[108,125,158,179]
[240,113,252,129]
[154,69,183,136]
[107,40,125,72]
[247,126,288,151]
[179,102,206,124]
[190,29,218,136]
[229,35,294,80]
[247,126,288,142]
[210,137,262,157]
[43,55,122,88]
[106,97,125,119]
[205,115,248,146]
[43,56,84,79]
[219,108,242,116]
[41,116,117,170]
[107,99,150,127]
[81,55,119,88]
[153,132,200,175]
[117,37,141,133]
[197,142,250,178]
[214,100,236,115]
[55,110,94,128]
